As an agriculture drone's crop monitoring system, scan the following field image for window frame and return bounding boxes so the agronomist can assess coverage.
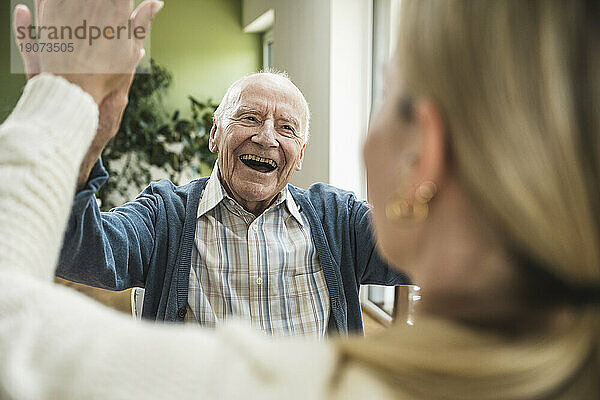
[262,28,274,70]
[360,0,403,326]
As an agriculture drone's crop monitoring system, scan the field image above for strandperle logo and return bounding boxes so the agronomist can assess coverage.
[9,0,153,74]
[15,19,148,46]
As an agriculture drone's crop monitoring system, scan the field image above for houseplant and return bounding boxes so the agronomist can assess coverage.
[98,60,218,210]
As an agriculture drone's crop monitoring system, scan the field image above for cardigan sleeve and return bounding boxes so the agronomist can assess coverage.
[349,199,410,286]
[56,159,163,290]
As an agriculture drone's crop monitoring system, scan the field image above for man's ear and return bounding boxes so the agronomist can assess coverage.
[413,99,447,186]
[295,142,307,171]
[208,122,219,153]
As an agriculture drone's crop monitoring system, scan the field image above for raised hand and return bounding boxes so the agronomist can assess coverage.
[13,2,41,79]
[13,0,163,104]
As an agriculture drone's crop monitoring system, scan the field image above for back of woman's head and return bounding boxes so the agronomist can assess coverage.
[335,3,599,398]
[398,0,600,293]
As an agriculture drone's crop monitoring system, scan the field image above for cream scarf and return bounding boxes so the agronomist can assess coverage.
[336,312,598,399]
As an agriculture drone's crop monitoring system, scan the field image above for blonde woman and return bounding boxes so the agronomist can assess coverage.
[0,0,597,399]
[352,0,600,398]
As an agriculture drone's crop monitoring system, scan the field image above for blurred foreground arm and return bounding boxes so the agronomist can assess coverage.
[0,76,98,281]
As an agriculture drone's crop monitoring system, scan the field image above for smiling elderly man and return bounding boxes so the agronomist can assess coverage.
[57,72,408,336]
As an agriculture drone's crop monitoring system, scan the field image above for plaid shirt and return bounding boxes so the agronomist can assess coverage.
[186,166,330,337]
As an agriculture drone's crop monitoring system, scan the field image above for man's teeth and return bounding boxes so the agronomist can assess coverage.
[239,154,277,169]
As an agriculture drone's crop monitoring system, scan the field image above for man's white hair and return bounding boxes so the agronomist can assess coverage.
[213,69,311,143]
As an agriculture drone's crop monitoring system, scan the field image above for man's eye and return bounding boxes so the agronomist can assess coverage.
[282,125,294,132]
[245,116,258,122]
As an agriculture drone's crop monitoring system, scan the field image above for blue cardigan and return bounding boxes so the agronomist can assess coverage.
[57,160,409,334]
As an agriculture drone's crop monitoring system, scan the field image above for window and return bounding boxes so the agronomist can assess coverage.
[360,0,407,326]
[262,28,274,70]
[363,284,396,324]
[243,8,274,70]
[371,0,400,112]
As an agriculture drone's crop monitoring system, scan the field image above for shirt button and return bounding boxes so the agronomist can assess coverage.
[177,307,187,318]
[256,277,263,285]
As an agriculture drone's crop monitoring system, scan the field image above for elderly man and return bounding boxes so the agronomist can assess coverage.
[57,72,407,336]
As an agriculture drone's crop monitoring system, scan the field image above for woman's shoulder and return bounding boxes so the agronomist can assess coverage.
[223,322,401,400]
[213,321,340,399]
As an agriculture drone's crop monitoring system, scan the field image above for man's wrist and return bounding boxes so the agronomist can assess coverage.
[77,151,102,190]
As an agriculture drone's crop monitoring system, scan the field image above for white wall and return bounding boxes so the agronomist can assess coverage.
[242,0,371,197]
[243,0,331,190]
[329,0,372,200]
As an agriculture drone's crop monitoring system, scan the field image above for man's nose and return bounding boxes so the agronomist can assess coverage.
[252,120,279,147]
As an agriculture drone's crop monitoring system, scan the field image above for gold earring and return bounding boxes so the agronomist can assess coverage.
[385,181,437,221]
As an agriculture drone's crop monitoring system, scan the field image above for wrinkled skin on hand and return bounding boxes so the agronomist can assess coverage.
[13,0,162,102]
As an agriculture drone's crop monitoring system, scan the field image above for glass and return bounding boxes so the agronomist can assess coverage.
[393,285,421,325]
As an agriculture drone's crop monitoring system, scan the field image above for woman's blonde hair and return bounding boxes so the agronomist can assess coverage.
[339,1,599,398]
[398,0,600,287]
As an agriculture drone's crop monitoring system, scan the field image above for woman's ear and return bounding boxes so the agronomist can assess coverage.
[208,122,219,153]
[413,99,447,186]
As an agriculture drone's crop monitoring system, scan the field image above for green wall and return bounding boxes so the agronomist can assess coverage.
[0,3,26,122]
[0,0,261,122]
[151,0,261,114]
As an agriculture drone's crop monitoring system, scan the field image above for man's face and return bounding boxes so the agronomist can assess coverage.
[209,76,307,214]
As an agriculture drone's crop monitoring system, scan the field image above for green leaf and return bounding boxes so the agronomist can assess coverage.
[100,59,219,211]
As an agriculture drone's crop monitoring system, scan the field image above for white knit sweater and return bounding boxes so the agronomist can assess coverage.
[0,75,397,400]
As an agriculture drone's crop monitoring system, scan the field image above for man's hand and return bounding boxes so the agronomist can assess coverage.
[77,74,135,190]
[13,0,163,104]
[13,4,40,80]
[13,1,160,189]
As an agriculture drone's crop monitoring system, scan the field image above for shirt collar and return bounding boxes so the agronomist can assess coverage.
[283,187,305,228]
[197,163,305,227]
[197,163,227,218]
